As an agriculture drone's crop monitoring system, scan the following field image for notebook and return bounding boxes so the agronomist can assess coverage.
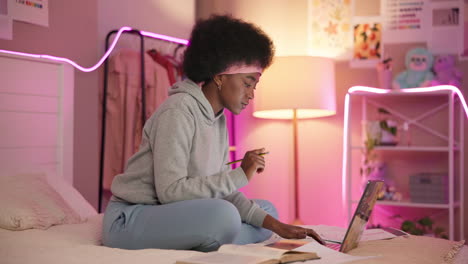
[326,180,384,253]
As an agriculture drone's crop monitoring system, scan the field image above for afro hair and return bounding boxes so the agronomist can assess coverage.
[183,15,275,83]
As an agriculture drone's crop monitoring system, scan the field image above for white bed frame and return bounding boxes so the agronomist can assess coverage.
[0,53,74,185]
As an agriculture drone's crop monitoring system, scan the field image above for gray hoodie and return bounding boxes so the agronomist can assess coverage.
[111,79,267,227]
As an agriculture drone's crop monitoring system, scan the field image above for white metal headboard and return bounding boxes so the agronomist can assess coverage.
[0,53,74,184]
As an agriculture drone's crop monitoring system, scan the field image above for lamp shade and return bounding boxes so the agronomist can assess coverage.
[253,56,336,119]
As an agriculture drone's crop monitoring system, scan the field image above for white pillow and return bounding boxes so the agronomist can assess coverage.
[0,172,82,230]
[45,171,97,219]
[1,166,97,220]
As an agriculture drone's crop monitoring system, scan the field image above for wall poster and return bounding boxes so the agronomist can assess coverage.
[0,0,12,40]
[350,17,383,68]
[308,0,353,59]
[428,0,463,55]
[8,0,48,27]
[381,0,430,44]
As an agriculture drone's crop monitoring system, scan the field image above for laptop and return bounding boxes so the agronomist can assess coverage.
[267,180,385,253]
[326,180,384,253]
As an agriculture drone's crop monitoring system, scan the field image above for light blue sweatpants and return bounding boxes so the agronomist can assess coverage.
[102,198,278,252]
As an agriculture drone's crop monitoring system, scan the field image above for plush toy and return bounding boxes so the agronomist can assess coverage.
[430,54,462,88]
[393,47,434,89]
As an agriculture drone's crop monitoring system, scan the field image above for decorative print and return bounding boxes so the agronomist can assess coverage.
[432,7,459,26]
[0,0,12,40]
[353,23,382,60]
[14,0,44,9]
[308,0,352,58]
[7,0,48,27]
[427,0,463,57]
[381,0,429,44]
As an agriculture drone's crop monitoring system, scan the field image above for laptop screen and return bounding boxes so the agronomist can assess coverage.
[340,180,384,253]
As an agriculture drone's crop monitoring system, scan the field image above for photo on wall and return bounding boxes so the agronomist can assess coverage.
[460,0,468,59]
[350,20,383,68]
[428,0,463,56]
[432,7,459,26]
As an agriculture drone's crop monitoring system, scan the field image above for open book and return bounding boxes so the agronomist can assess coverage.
[175,244,320,264]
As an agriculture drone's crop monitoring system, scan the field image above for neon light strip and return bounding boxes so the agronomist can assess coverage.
[140,30,188,45]
[341,85,468,211]
[341,93,351,213]
[0,27,188,72]
[348,85,468,118]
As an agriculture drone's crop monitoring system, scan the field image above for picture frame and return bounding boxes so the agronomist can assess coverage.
[350,17,383,68]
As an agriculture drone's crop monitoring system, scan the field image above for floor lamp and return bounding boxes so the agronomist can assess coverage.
[253,56,336,224]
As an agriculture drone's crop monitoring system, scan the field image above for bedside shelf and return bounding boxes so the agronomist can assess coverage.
[343,87,465,241]
[351,200,461,209]
[351,146,459,152]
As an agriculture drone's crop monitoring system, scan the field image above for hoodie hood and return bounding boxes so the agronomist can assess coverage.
[168,79,223,124]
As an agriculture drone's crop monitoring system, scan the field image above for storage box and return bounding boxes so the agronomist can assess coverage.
[409,173,448,204]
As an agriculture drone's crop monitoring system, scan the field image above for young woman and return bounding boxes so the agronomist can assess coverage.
[102,15,323,252]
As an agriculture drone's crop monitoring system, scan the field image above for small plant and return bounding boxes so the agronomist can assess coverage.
[360,137,378,178]
[377,108,398,145]
[398,216,448,239]
[360,108,392,185]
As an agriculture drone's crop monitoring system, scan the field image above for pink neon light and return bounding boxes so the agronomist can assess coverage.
[348,85,468,118]
[348,86,390,94]
[0,49,41,59]
[341,93,351,210]
[0,27,188,72]
[341,85,468,211]
[140,30,188,45]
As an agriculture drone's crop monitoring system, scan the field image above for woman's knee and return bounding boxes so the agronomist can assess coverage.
[193,199,241,251]
[212,199,242,228]
[208,199,242,238]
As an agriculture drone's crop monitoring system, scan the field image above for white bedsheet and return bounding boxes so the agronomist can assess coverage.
[0,214,203,264]
[1,214,467,264]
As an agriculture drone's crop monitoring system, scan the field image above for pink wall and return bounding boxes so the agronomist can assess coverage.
[97,0,195,55]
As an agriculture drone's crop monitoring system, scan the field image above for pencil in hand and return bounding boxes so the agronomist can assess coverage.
[225,152,269,165]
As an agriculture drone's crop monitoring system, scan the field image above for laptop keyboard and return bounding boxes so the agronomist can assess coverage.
[326,243,341,251]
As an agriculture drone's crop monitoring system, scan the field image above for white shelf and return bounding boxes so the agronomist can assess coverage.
[344,87,464,241]
[350,90,452,96]
[351,146,459,152]
[351,200,461,209]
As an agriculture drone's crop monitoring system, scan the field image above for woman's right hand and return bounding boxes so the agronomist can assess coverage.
[240,148,266,181]
[262,215,325,245]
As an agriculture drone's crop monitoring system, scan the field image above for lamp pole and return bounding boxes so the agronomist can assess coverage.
[292,108,302,225]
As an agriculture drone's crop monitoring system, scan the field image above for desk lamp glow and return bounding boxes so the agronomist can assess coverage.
[254,56,336,224]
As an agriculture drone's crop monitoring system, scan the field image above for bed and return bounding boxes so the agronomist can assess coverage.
[0,174,466,264]
[0,53,467,264]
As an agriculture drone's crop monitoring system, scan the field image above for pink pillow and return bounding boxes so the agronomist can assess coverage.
[0,173,82,230]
